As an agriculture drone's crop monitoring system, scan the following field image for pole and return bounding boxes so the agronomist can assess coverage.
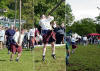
[48,0,65,15]
[14,0,17,27]
[32,0,34,27]
[19,0,21,33]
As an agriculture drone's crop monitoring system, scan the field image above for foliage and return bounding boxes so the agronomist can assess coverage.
[96,24,100,34]
[65,4,74,26]
[34,0,65,25]
[0,0,66,29]
[67,18,96,35]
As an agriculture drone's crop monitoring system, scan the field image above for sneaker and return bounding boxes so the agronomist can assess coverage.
[52,54,56,59]
[16,59,19,62]
[42,56,45,61]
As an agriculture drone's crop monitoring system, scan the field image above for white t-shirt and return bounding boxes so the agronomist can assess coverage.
[13,31,20,43]
[13,31,24,46]
[39,16,54,30]
[28,28,35,37]
[71,37,76,43]
[0,30,5,42]
[83,37,87,41]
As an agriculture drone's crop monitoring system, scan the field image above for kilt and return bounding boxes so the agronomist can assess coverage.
[42,30,56,44]
[10,44,22,53]
[71,42,77,49]
[72,45,77,49]
[6,36,16,50]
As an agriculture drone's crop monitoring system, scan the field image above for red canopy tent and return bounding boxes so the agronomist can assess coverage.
[88,33,100,36]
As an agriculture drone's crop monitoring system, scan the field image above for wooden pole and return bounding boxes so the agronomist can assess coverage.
[48,0,65,15]
[19,0,21,33]
[14,0,17,27]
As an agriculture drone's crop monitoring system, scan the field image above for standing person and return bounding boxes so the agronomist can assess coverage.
[35,31,43,45]
[39,14,56,61]
[10,29,24,62]
[60,22,66,44]
[71,35,78,53]
[0,26,5,49]
[28,27,36,51]
[83,35,87,46]
[5,25,15,54]
[22,29,29,49]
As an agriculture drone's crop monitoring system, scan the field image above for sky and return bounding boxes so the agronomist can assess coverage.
[66,0,100,20]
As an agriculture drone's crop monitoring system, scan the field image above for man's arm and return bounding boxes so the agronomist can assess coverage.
[47,15,54,22]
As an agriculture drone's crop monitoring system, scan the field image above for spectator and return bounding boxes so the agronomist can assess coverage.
[0,26,5,48]
[83,35,88,46]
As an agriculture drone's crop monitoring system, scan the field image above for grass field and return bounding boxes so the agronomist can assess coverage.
[0,44,100,71]
[0,49,33,71]
[0,46,66,71]
[34,46,66,71]
[67,44,100,71]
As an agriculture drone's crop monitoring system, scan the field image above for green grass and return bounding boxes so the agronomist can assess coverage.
[34,46,66,71]
[67,44,100,71]
[0,45,100,71]
[0,46,66,71]
[0,49,33,71]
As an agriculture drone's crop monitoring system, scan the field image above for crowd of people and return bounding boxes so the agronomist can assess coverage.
[1,15,100,66]
[0,15,66,62]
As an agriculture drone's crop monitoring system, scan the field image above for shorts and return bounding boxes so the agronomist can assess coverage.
[72,45,77,49]
[11,44,22,54]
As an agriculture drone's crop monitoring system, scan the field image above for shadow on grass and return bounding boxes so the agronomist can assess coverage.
[0,59,6,62]
[34,60,41,63]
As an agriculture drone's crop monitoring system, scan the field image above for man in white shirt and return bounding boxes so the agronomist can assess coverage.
[39,14,56,61]
[83,35,87,46]
[13,28,20,43]
[10,29,24,62]
[0,26,5,43]
[0,26,5,49]
[28,28,36,51]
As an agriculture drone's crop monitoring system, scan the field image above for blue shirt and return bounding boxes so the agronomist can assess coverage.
[5,29,16,44]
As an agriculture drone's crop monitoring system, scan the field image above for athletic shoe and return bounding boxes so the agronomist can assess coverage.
[51,54,56,59]
[42,56,45,61]
[16,59,19,62]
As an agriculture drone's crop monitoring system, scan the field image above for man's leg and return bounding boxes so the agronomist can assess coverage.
[72,48,76,53]
[16,46,22,62]
[8,46,10,54]
[10,44,16,61]
[16,53,21,62]
[10,53,14,61]
[66,49,70,65]
[51,42,56,59]
[42,44,46,61]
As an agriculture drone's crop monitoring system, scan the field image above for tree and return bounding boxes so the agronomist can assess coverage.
[65,4,74,26]
[96,24,100,34]
[69,18,96,35]
[34,0,65,26]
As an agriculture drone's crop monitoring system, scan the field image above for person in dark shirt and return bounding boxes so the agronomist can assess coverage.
[5,25,15,54]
